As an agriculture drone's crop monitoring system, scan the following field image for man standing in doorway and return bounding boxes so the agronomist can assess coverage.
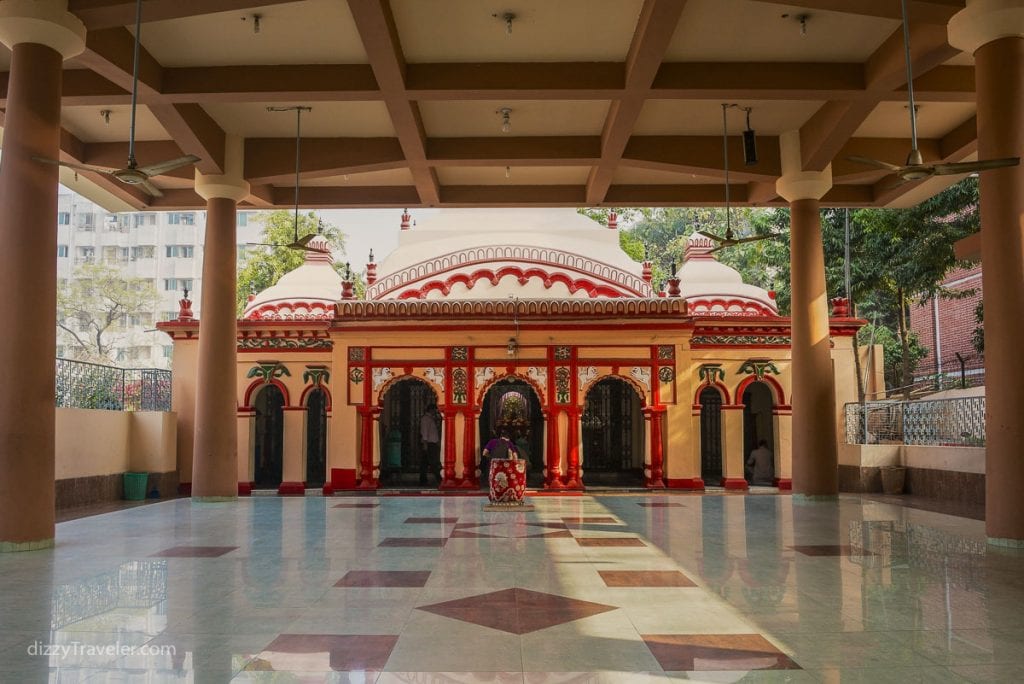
[419,404,441,485]
[746,439,774,486]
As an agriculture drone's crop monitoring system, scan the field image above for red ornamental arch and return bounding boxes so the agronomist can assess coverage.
[243,378,291,409]
[299,383,333,412]
[734,375,786,407]
[375,374,441,408]
[396,266,628,300]
[476,371,546,409]
[692,381,731,406]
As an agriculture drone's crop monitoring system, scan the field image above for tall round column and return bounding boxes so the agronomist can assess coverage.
[191,138,248,500]
[0,1,84,551]
[776,132,837,497]
[950,0,1024,545]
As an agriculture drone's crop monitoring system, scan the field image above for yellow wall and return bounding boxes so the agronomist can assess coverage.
[56,408,176,479]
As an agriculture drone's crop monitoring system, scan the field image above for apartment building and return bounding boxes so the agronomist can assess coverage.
[56,190,262,368]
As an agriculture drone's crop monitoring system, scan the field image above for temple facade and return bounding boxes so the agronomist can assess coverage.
[160,209,874,494]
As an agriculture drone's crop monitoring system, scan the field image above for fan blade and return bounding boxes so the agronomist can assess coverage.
[707,243,730,254]
[138,178,163,196]
[245,242,283,248]
[33,156,116,175]
[731,234,781,244]
[847,156,903,172]
[136,155,201,177]
[931,157,1020,176]
[696,230,725,243]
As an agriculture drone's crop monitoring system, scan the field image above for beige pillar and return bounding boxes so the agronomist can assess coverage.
[191,137,249,501]
[280,407,306,494]
[773,410,793,489]
[721,406,747,490]
[777,131,837,498]
[236,411,253,489]
[0,1,84,551]
[949,0,1024,545]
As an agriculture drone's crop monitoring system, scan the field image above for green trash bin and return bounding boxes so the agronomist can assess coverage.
[123,472,149,501]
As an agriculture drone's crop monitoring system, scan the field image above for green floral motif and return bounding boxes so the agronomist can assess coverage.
[349,367,364,384]
[554,346,572,360]
[239,337,332,350]
[349,347,366,361]
[303,366,330,386]
[658,366,674,383]
[450,346,468,361]
[691,335,790,346]
[698,364,725,384]
[555,367,571,404]
[738,359,780,379]
[452,368,468,404]
[657,345,674,360]
[247,361,291,383]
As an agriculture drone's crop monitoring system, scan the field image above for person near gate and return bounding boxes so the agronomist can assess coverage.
[746,439,774,486]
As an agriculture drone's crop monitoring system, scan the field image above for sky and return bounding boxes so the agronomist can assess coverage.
[318,208,440,267]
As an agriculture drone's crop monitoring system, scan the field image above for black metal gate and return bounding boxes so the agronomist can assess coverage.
[380,379,435,482]
[582,378,642,485]
[254,384,284,488]
[305,388,327,487]
[700,387,723,484]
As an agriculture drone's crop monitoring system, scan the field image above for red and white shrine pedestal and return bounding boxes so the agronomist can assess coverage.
[487,458,529,508]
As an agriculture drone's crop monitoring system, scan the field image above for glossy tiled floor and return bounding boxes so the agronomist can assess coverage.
[1,493,1023,682]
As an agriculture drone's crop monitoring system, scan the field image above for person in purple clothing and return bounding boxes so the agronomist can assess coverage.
[480,426,517,488]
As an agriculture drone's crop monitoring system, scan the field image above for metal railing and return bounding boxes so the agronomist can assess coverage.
[844,396,985,447]
[55,358,171,412]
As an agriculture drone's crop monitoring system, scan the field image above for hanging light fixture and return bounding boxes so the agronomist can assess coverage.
[493,11,516,36]
[497,107,512,133]
[741,107,758,166]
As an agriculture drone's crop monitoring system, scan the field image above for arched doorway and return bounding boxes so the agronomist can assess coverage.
[581,377,644,487]
[253,384,285,489]
[699,386,723,485]
[379,378,437,487]
[305,388,328,488]
[479,379,544,487]
[742,381,775,485]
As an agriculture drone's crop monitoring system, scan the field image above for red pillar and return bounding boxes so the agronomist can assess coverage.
[647,407,667,488]
[439,408,458,489]
[357,406,378,489]
[458,409,478,488]
[564,408,582,489]
[545,409,565,489]
[0,7,85,550]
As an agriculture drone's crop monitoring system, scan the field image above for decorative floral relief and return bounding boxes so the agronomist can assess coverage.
[554,346,572,360]
[303,366,330,386]
[657,345,675,360]
[555,367,571,404]
[349,367,364,384]
[691,335,790,346]
[423,367,446,392]
[658,366,674,383]
[349,347,366,361]
[372,367,395,391]
[526,367,548,392]
[452,368,468,404]
[578,366,598,388]
[475,366,495,391]
[246,362,290,383]
[450,346,468,361]
[239,337,332,350]
[738,359,781,378]
[698,364,725,384]
[630,366,651,391]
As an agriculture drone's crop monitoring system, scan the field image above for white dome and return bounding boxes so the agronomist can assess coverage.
[367,209,652,300]
[674,234,779,316]
[242,236,342,320]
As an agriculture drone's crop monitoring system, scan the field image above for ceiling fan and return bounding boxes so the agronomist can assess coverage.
[246,106,327,253]
[34,0,199,197]
[698,103,783,253]
[848,0,1019,183]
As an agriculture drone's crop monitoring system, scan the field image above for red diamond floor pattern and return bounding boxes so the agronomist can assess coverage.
[417,588,617,635]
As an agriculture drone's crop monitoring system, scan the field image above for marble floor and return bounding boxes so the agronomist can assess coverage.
[1,493,1023,682]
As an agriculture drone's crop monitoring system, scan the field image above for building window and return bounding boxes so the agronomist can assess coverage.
[57,245,69,258]
[168,212,196,226]
[164,278,194,292]
[75,247,95,264]
[237,212,250,227]
[131,245,156,260]
[162,346,173,359]
[57,212,71,225]
[165,245,194,258]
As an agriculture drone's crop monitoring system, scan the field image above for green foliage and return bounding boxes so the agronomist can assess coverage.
[972,300,984,354]
[237,210,349,314]
[57,262,161,364]
[857,323,928,392]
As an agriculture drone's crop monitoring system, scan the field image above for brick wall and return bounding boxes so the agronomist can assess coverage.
[909,265,983,377]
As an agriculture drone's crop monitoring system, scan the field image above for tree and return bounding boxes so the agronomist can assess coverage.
[57,263,161,363]
[237,210,348,314]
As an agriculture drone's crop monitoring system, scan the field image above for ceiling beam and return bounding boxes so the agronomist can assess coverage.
[653,62,865,100]
[146,102,225,174]
[161,65,380,103]
[746,0,965,24]
[585,0,689,205]
[244,137,407,184]
[623,136,782,180]
[68,0,307,31]
[347,0,440,206]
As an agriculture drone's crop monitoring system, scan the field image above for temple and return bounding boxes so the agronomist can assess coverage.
[160,208,877,494]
